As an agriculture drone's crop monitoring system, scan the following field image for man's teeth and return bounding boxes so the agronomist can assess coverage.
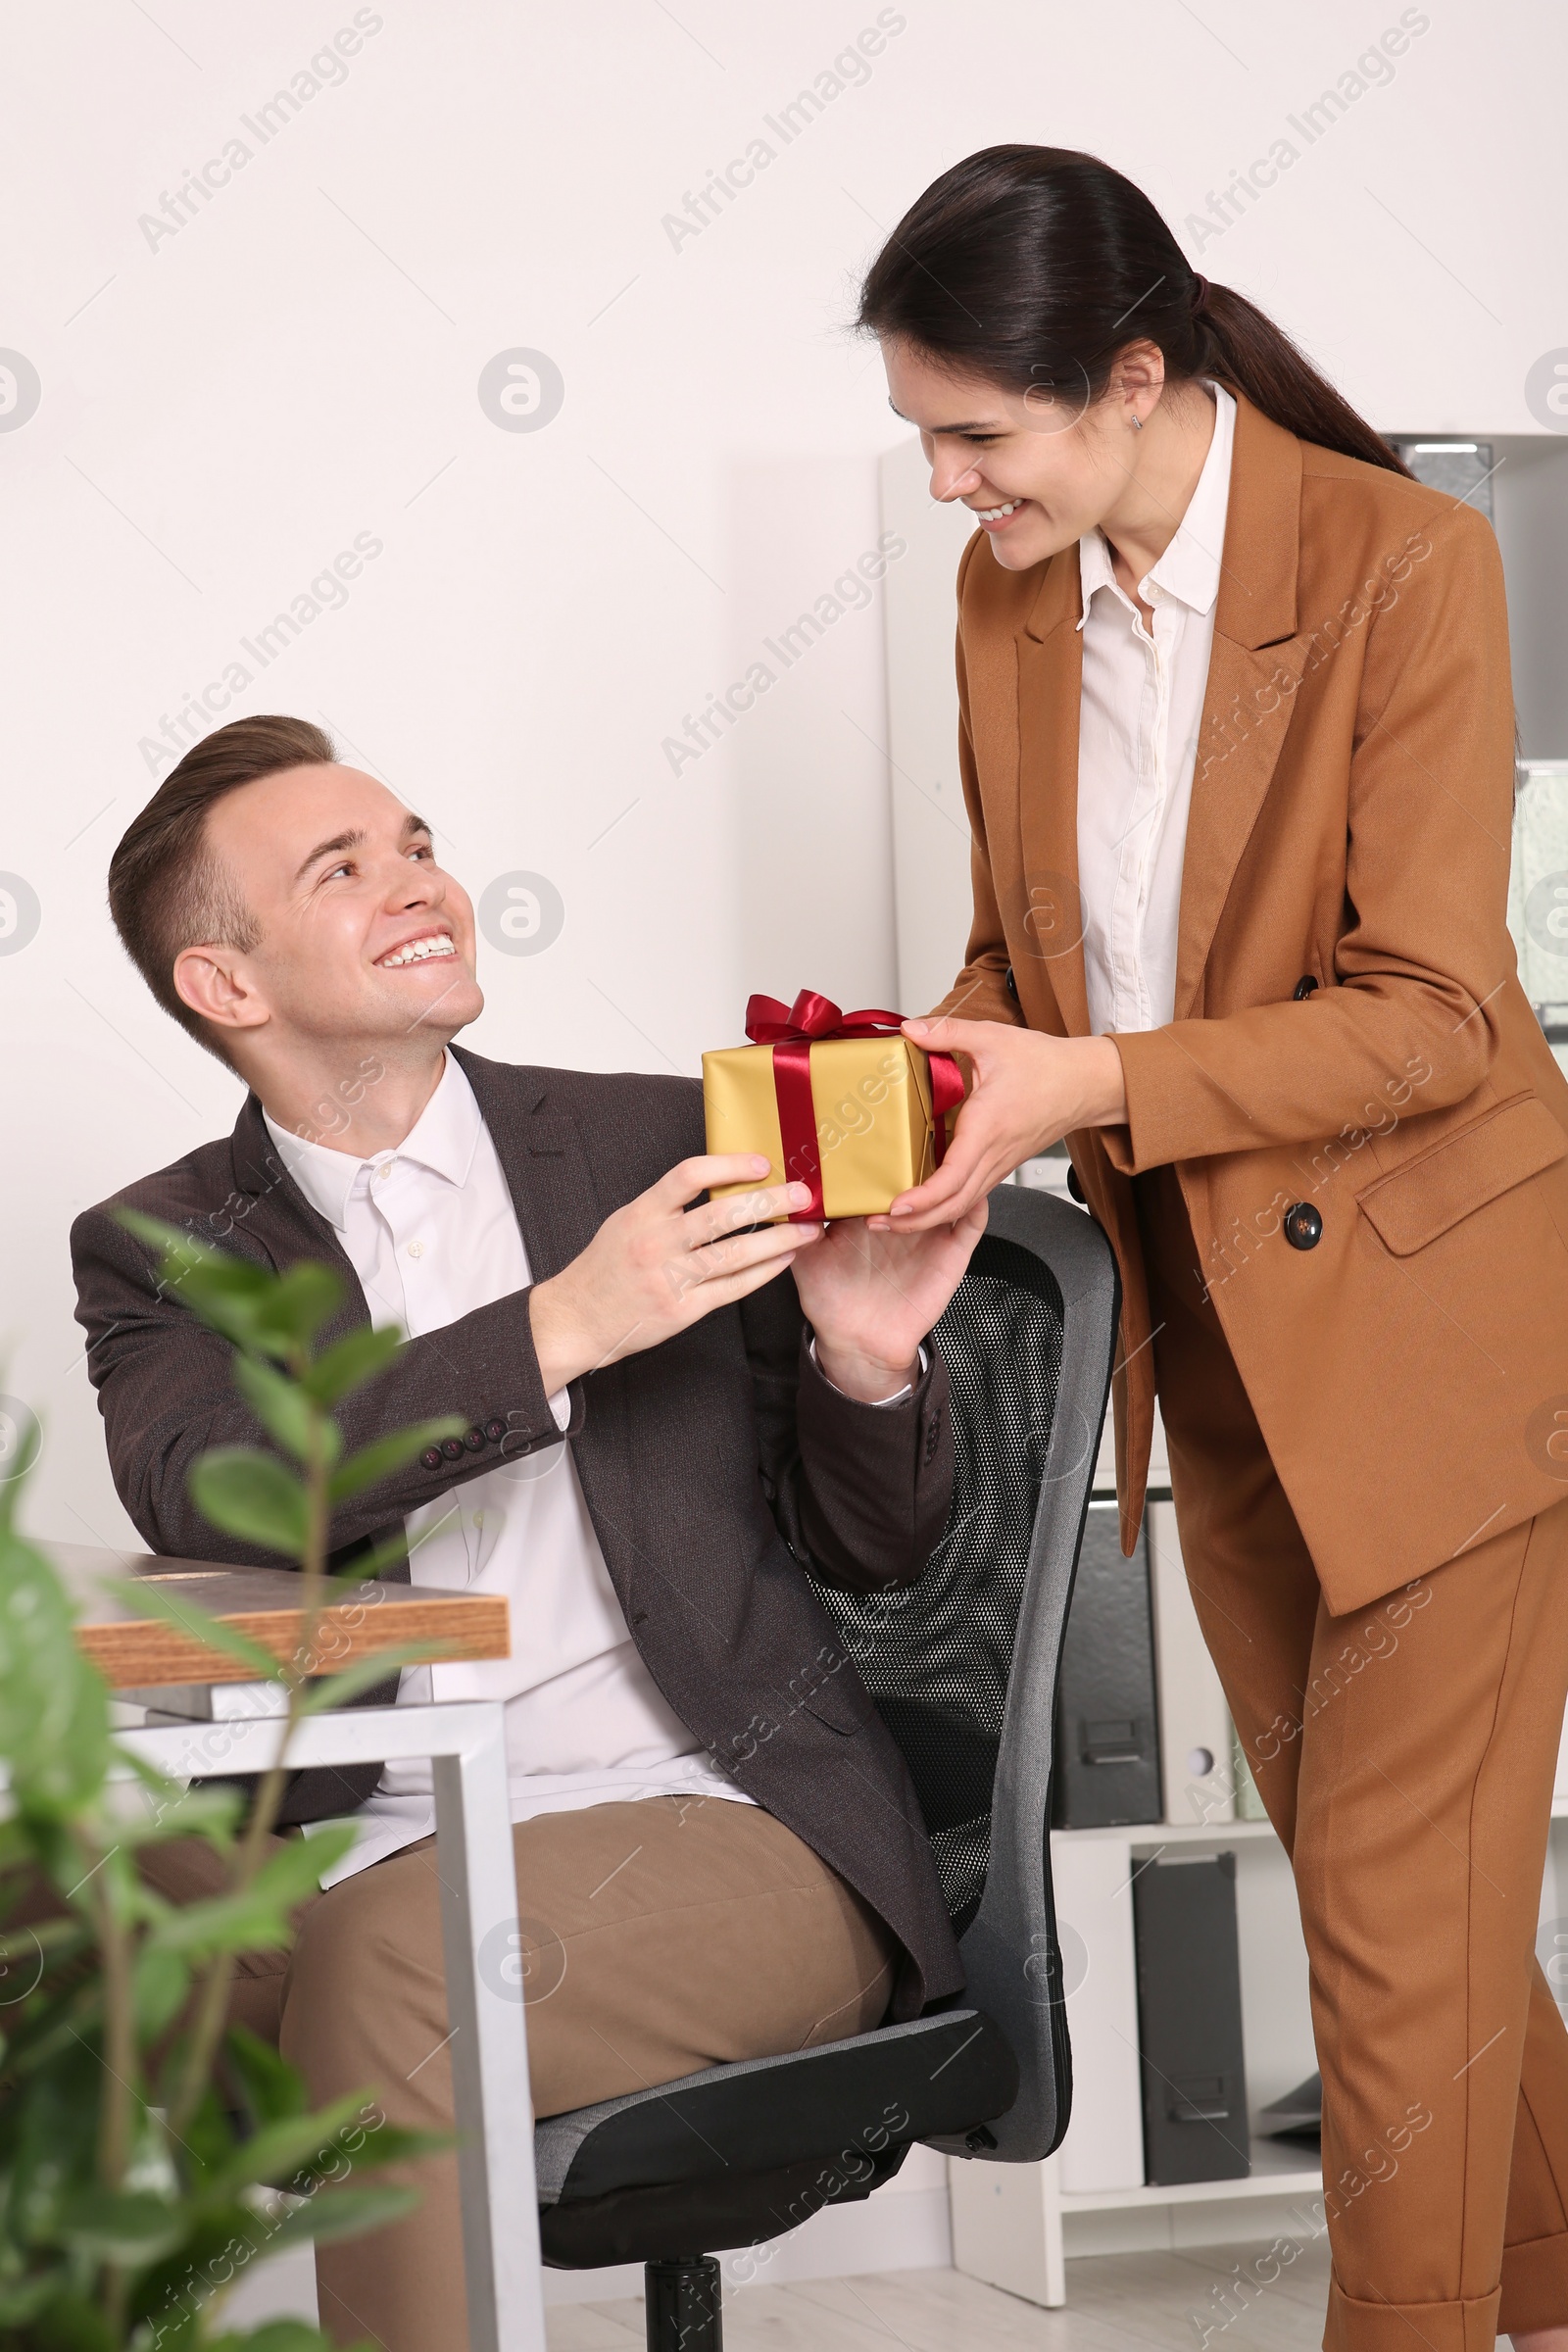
[977,500,1022,521]
[380,936,457,968]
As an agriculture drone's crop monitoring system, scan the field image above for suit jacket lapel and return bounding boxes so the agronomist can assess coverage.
[1015,552,1091,1038]
[1173,396,1306,1020]
[454,1048,604,1284]
[229,1095,370,1350]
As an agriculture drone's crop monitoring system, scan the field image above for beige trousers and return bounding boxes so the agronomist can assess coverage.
[147,1792,896,2352]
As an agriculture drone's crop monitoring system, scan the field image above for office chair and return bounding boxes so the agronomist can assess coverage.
[534,1184,1120,2350]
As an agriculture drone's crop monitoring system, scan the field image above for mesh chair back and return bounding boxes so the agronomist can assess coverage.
[807,1183,1118,2159]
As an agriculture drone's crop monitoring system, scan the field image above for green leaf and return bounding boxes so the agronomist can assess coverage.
[0,2279,72,2332]
[145,1832,346,1961]
[249,1262,344,1353]
[305,1323,403,1408]
[295,1643,456,1715]
[110,1575,284,1683]
[326,1534,412,1586]
[56,2185,186,2263]
[117,1214,345,1363]
[267,2180,423,2249]
[1,2283,116,2347]
[206,2092,378,2198]
[328,1418,466,1504]
[233,1355,340,1470]
[188,1448,310,1558]
[210,2324,346,2352]
[222,2021,309,2126]
[122,1776,244,1850]
[117,1207,244,1274]
[116,1210,279,1352]
[0,1522,111,1818]
[246,1829,357,1912]
[131,1940,192,2041]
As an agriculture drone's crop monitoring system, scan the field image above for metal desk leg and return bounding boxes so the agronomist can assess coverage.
[432,1712,546,2352]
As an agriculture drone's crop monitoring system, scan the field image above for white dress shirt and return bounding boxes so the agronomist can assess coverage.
[1076,383,1236,1036]
[264,1054,751,1888]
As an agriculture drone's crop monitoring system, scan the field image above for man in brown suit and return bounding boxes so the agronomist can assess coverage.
[71,714,986,2352]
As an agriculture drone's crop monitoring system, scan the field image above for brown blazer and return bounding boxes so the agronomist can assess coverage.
[935,392,1568,1615]
[71,1049,962,2018]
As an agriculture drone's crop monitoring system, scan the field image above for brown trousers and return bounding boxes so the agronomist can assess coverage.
[1137,1164,1568,2352]
[148,1793,895,2352]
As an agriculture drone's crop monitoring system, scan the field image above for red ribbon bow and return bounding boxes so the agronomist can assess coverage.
[743,990,964,1222]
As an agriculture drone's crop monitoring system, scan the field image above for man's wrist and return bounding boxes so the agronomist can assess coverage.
[526,1274,591,1395]
[812,1336,922,1405]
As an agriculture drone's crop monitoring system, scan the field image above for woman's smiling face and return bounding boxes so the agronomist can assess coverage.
[881,335,1159,571]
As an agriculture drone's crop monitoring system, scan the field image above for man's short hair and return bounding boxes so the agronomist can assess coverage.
[108,715,337,1059]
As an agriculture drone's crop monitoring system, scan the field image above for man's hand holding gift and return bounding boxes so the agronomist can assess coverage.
[527,1149,985,1407]
[789,1191,988,1402]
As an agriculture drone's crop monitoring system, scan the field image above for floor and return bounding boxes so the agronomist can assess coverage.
[544,2238,1335,2349]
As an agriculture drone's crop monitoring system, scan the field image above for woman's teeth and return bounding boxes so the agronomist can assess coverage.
[380,935,457,968]
[976,500,1022,522]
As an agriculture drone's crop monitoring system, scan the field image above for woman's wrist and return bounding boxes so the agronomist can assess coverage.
[1070,1033,1129,1129]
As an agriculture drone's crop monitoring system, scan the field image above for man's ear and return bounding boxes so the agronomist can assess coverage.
[172,943,270,1035]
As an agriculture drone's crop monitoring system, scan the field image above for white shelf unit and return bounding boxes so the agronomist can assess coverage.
[948,1467,1326,2308]
[951,1781,1568,2307]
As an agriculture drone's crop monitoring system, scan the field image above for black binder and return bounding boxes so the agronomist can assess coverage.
[1132,1851,1250,2183]
[1051,1500,1161,1827]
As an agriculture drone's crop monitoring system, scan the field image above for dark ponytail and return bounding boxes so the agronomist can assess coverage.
[858,145,1410,478]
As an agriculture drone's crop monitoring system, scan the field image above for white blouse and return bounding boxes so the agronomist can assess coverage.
[1075,383,1236,1035]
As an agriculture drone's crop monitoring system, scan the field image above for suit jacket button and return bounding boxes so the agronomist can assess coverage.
[463,1427,485,1452]
[1004,964,1019,1001]
[1294,975,1319,1001]
[419,1446,443,1470]
[1066,1164,1086,1204]
[1283,1201,1323,1250]
[441,1437,466,1460]
[484,1418,506,1444]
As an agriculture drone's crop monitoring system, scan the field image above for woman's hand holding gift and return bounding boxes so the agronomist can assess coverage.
[874,1016,1128,1233]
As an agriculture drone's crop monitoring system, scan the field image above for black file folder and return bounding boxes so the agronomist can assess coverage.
[1132,1851,1250,2183]
[1051,1500,1162,1827]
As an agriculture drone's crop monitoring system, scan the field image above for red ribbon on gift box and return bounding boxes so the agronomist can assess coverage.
[743,989,965,1223]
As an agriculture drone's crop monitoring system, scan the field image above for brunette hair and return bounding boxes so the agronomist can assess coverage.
[858,145,1409,476]
[108,713,337,1057]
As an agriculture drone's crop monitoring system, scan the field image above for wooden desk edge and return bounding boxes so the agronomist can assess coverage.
[78,1593,513,1691]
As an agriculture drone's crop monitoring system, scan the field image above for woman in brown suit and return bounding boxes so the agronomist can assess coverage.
[862,146,1568,2352]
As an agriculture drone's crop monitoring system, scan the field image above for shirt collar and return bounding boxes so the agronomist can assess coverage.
[1077,380,1236,625]
[262,1052,484,1231]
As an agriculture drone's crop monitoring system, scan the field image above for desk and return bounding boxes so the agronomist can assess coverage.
[43,1539,511,1695]
[38,1541,546,2352]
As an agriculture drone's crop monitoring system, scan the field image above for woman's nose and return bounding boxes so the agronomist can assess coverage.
[930,458,983,504]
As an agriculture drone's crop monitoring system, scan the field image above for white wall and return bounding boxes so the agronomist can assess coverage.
[4,0,1564,1545]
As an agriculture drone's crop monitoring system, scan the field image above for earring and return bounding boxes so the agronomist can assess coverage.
[1131,414,1144,431]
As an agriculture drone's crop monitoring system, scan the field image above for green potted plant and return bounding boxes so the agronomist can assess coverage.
[0,1219,464,2349]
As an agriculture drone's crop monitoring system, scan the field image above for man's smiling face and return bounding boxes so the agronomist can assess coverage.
[191,761,483,1054]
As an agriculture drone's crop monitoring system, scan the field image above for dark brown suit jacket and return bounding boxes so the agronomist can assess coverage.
[71,1048,962,2018]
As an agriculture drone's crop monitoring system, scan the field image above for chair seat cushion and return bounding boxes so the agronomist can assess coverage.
[538,2144,908,2270]
[535,2007,1017,2210]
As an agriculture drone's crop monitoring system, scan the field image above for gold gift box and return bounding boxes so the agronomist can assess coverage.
[702,1035,942,1220]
